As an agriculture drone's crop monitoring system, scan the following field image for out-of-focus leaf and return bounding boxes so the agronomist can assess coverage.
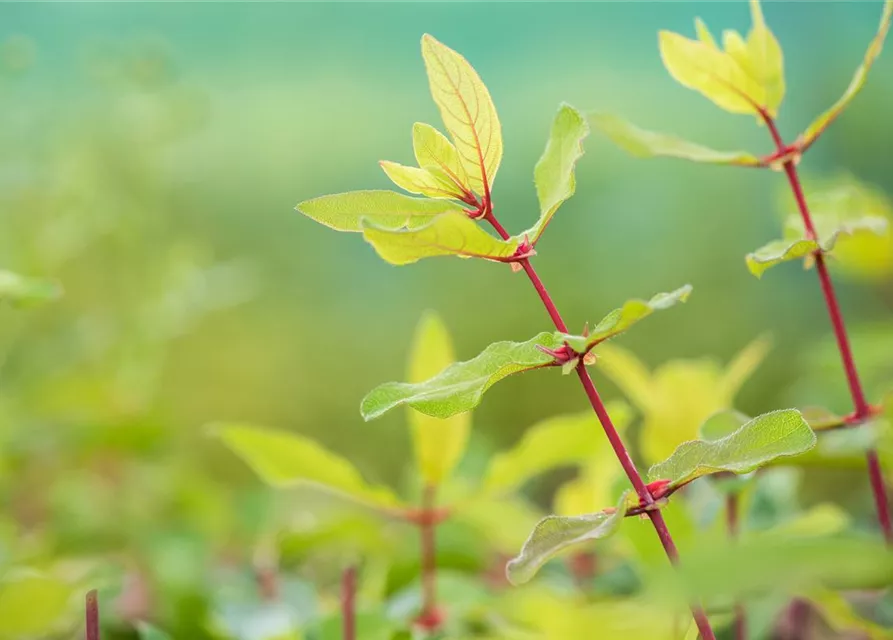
[760,504,850,539]
[421,34,502,195]
[361,332,562,421]
[561,285,692,354]
[295,190,465,232]
[808,588,893,639]
[137,623,174,640]
[698,409,751,441]
[658,1,784,117]
[0,270,62,306]
[0,571,74,638]
[789,420,878,469]
[379,161,465,200]
[406,311,471,486]
[746,217,887,278]
[506,492,635,585]
[800,406,847,431]
[361,212,519,265]
[591,113,761,166]
[482,404,630,497]
[524,104,589,243]
[799,0,893,151]
[648,409,816,488]
[312,611,393,640]
[386,571,491,625]
[212,423,402,508]
[455,495,543,554]
[413,123,470,194]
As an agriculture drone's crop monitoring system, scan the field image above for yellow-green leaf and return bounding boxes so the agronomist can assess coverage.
[591,113,761,166]
[807,589,893,640]
[648,409,816,489]
[406,311,471,486]
[379,161,465,200]
[799,0,893,151]
[506,491,635,586]
[412,122,470,195]
[0,571,74,639]
[524,104,589,243]
[745,0,785,114]
[361,211,519,265]
[0,270,62,307]
[212,423,402,508]
[561,285,692,354]
[361,332,563,421]
[482,404,630,498]
[296,190,465,232]
[421,34,503,196]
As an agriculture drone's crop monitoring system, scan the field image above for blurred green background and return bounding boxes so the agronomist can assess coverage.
[0,1,892,636]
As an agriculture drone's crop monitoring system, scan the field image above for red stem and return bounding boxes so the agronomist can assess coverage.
[484,217,715,640]
[341,566,357,640]
[85,590,100,640]
[726,493,747,640]
[762,111,892,544]
[420,484,438,618]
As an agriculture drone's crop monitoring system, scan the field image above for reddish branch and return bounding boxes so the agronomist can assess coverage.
[85,590,100,640]
[482,211,716,640]
[760,109,893,545]
[341,566,357,640]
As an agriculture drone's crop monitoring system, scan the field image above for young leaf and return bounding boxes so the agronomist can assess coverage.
[482,404,630,497]
[561,285,692,354]
[211,423,402,508]
[361,212,519,265]
[0,271,62,306]
[798,0,893,151]
[361,332,564,421]
[421,34,503,196]
[296,190,465,232]
[524,104,590,243]
[591,113,761,167]
[0,571,74,638]
[648,409,816,488]
[406,311,471,487]
[505,491,635,585]
[659,0,785,117]
[413,123,470,194]
[379,161,466,200]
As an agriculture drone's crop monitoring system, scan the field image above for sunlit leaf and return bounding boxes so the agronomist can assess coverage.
[648,409,816,489]
[296,190,465,232]
[412,123,470,193]
[0,270,62,306]
[745,0,785,114]
[506,492,635,585]
[406,311,471,486]
[361,332,562,421]
[212,423,402,508]
[746,216,888,278]
[361,212,519,265]
[0,571,74,638]
[379,161,465,200]
[561,285,692,354]
[524,104,589,243]
[807,589,892,640]
[421,34,502,196]
[799,0,893,151]
[482,404,630,497]
[591,113,761,166]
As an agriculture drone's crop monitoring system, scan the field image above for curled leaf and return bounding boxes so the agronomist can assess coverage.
[379,161,466,200]
[296,190,465,232]
[413,122,470,195]
[361,332,563,421]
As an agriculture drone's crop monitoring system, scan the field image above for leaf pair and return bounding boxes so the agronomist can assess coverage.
[297,37,590,265]
[593,0,892,166]
[507,409,815,585]
[361,286,691,421]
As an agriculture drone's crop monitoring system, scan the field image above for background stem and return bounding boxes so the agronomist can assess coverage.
[420,484,438,618]
[726,493,747,640]
[341,566,357,640]
[762,113,893,544]
[85,590,100,640]
[484,218,716,640]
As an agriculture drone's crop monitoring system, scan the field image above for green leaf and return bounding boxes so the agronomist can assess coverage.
[482,404,631,497]
[791,419,879,469]
[746,217,888,278]
[590,113,761,166]
[506,491,635,585]
[211,423,402,508]
[379,161,465,200]
[744,0,785,115]
[698,409,751,441]
[799,406,847,431]
[561,285,692,353]
[0,571,74,638]
[295,190,465,233]
[808,588,893,639]
[799,0,893,151]
[361,332,563,421]
[0,270,62,306]
[524,104,589,243]
[406,311,471,486]
[361,212,519,265]
[412,123,470,194]
[421,34,502,196]
[138,623,174,640]
[648,409,816,488]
